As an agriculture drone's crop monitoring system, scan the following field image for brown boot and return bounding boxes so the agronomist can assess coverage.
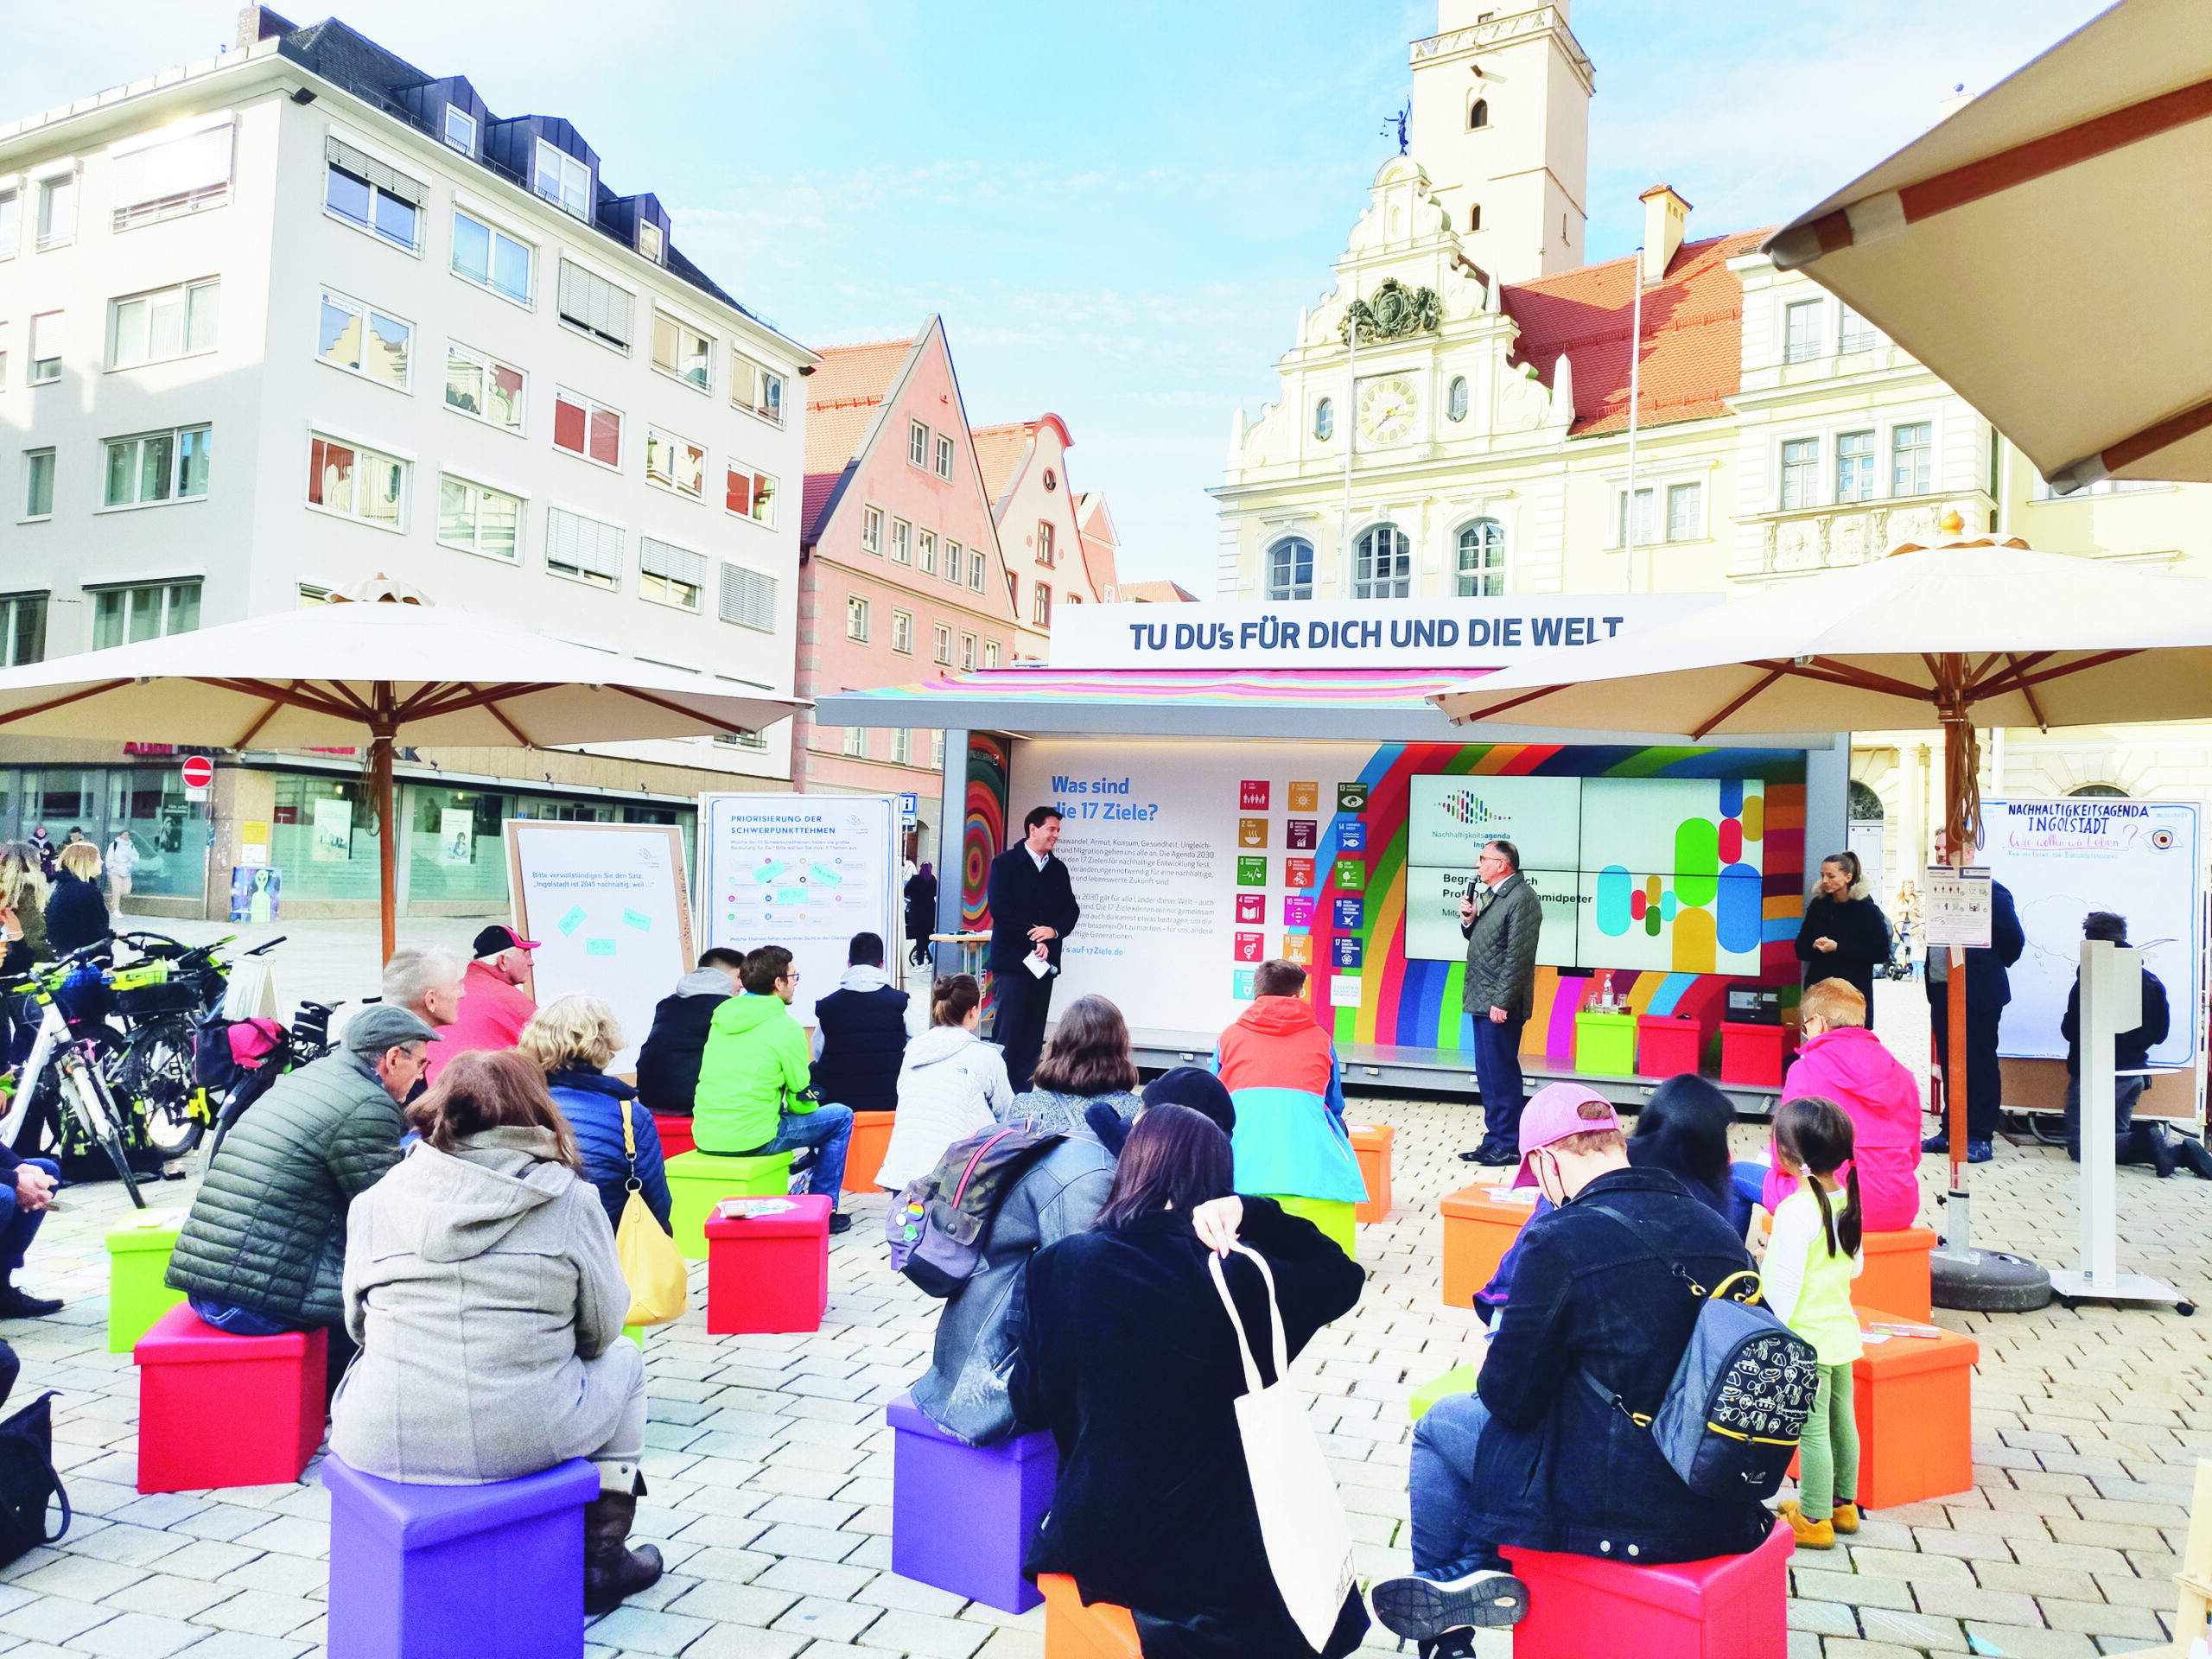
[583,1490,664,1616]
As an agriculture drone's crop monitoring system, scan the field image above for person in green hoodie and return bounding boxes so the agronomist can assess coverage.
[694,946,855,1234]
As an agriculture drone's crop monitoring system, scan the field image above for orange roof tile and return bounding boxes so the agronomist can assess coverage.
[970,422,1034,507]
[1121,580,1198,603]
[1501,229,1770,438]
[802,336,917,542]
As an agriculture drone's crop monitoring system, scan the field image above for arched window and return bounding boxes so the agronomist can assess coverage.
[1354,524,1413,599]
[1456,518,1504,595]
[1447,375,1470,423]
[1468,204,1482,232]
[2069,783,2130,798]
[1267,537,1314,601]
[1313,397,1334,442]
[1468,99,1489,130]
[1847,781,1885,822]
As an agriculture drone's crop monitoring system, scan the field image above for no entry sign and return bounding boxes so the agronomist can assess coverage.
[180,755,214,791]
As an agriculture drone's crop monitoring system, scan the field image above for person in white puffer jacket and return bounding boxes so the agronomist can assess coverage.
[877,976,1016,1191]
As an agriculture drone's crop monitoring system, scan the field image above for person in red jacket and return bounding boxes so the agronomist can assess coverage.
[423,925,541,1084]
[1769,978,1922,1232]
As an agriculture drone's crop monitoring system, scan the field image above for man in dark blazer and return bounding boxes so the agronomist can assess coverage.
[987,806,1082,1092]
[1922,834,2025,1165]
[1458,839,1545,1166]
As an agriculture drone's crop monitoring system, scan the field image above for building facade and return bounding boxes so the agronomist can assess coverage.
[973,415,1119,660]
[0,9,811,917]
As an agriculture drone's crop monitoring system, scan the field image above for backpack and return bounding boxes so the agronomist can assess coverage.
[1576,1204,1820,1502]
[885,1124,1065,1297]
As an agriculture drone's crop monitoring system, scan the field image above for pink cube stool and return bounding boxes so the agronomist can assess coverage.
[132,1304,327,1493]
[704,1192,831,1334]
[1503,1518,1793,1659]
[888,1392,1057,1613]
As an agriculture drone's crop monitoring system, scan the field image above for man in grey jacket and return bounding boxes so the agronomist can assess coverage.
[1459,839,1544,1166]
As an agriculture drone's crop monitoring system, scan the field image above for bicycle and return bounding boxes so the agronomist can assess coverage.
[201,995,346,1166]
[105,934,286,1157]
[0,941,149,1206]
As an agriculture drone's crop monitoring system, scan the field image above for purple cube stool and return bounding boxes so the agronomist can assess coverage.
[887,1391,1058,1613]
[323,1453,600,1659]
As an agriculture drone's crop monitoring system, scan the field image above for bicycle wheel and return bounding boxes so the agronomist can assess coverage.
[112,1019,202,1158]
[58,1053,143,1207]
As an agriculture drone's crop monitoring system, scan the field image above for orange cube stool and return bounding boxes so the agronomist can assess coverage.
[651,1112,695,1160]
[1348,1123,1394,1224]
[1440,1184,1539,1307]
[1852,1228,1936,1321]
[1849,1306,1978,1509]
[842,1109,897,1193]
[1040,1573,1140,1659]
[1503,1518,1793,1659]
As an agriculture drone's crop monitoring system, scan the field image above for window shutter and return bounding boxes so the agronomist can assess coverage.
[112,118,233,224]
[547,506,621,582]
[587,408,620,467]
[641,538,707,590]
[324,137,425,207]
[725,467,751,516]
[718,563,775,632]
[557,259,634,349]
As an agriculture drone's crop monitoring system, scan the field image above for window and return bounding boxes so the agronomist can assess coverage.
[92,581,199,649]
[29,312,61,384]
[35,171,76,251]
[719,563,776,632]
[724,463,777,526]
[0,594,45,666]
[1839,305,1878,353]
[556,259,634,351]
[935,434,954,480]
[22,450,54,519]
[734,354,784,424]
[1469,98,1489,130]
[452,211,531,304]
[1779,438,1820,509]
[315,291,410,391]
[306,433,400,527]
[545,505,621,590]
[1447,375,1469,422]
[110,116,232,228]
[639,538,707,613]
[1468,204,1482,232]
[1666,481,1703,542]
[1353,524,1412,598]
[715,729,768,752]
[1032,583,1052,626]
[917,530,936,575]
[2036,475,2165,499]
[1456,519,1505,594]
[1615,487,1656,546]
[651,313,711,391]
[1314,397,1334,442]
[985,641,1001,669]
[436,475,521,563]
[1891,423,1932,496]
[891,518,912,564]
[931,730,945,769]
[325,138,422,251]
[968,550,986,592]
[1783,299,1823,364]
[645,429,705,499]
[892,609,913,654]
[1266,537,1313,601]
[445,344,524,432]
[553,391,622,469]
[443,105,476,154]
[847,594,871,643]
[111,278,219,369]
[861,507,884,555]
[106,426,211,509]
[0,186,16,258]
[892,728,912,766]
[1834,429,1876,502]
[535,140,592,219]
[1037,522,1055,566]
[944,542,963,585]
[842,725,868,760]
[933,624,951,665]
[909,421,929,467]
[960,632,977,671]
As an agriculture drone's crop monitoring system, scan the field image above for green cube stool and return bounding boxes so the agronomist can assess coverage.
[1573,1009,1637,1076]
[105,1211,188,1354]
[666,1148,795,1260]
[1408,1364,1484,1422]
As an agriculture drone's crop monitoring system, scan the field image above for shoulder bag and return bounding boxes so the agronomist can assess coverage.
[616,1096,687,1327]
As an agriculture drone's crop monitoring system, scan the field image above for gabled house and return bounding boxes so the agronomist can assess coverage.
[972,415,1117,658]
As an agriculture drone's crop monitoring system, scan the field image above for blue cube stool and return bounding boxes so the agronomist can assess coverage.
[324,1453,600,1659]
[887,1391,1058,1613]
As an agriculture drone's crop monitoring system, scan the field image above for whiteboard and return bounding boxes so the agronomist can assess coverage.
[504,822,695,1073]
[1978,800,2202,1066]
[696,795,900,1027]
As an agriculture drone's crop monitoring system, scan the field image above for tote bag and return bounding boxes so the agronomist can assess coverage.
[617,1097,687,1327]
[1207,1243,1356,1653]
[0,1391,69,1568]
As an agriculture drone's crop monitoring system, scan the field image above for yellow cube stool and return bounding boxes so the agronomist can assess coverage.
[665,1148,795,1260]
[105,1211,188,1355]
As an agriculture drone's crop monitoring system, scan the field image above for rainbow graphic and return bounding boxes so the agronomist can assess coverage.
[961,732,1009,935]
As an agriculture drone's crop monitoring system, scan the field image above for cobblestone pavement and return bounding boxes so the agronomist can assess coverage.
[2,1054,2206,1656]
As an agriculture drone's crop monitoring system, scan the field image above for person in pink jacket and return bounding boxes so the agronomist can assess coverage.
[423,925,541,1084]
[1767,979,1923,1233]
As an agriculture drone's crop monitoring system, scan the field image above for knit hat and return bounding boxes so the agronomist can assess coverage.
[1141,1067,1236,1139]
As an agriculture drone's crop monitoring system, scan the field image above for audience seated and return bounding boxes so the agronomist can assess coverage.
[1005,996,1143,1136]
[635,949,744,1118]
[1084,1065,1236,1157]
[1013,1106,1369,1656]
[879,976,1013,1192]
[423,926,541,1084]
[1772,980,1923,1230]
[1628,1074,1748,1236]
[327,1051,661,1617]
[380,944,468,1032]
[522,996,672,1236]
[810,932,909,1116]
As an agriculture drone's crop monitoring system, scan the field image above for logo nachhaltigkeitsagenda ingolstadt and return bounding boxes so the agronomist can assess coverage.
[1437,790,1504,828]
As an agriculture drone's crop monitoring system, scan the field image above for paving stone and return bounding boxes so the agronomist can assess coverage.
[861,1610,994,1657]
[770,1595,881,1643]
[584,1605,714,1656]
[192,1590,321,1637]
[97,1573,237,1620]
[166,1633,315,1659]
[63,1610,206,1658]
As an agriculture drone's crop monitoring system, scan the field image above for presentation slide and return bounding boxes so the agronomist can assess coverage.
[1408,776,1580,868]
[1402,864,1580,965]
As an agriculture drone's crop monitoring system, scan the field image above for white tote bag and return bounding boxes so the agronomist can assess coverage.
[1208,1243,1357,1654]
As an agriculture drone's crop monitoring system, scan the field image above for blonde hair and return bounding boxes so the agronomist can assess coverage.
[1800,978,1867,1029]
[57,842,101,881]
[0,851,44,914]
[518,995,622,1072]
[1552,1096,1628,1159]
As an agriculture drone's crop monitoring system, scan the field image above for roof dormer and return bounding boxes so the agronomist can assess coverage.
[486,115,599,222]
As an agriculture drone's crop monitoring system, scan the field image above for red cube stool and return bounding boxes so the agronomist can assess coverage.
[842,1109,896,1193]
[1719,1022,1787,1087]
[1039,1572,1140,1659]
[1503,1517,1793,1659]
[705,1193,831,1335]
[1637,1014,1703,1077]
[652,1112,695,1160]
[1852,1227,1937,1321]
[1440,1183,1539,1307]
[133,1305,327,1493]
[1348,1123,1394,1224]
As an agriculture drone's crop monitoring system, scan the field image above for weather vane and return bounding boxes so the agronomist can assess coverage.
[1382,101,1409,156]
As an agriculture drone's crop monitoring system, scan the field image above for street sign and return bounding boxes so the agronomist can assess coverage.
[181,754,213,802]
[898,792,918,816]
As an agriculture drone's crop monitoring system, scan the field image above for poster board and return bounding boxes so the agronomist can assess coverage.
[504,822,694,1073]
[697,795,900,1027]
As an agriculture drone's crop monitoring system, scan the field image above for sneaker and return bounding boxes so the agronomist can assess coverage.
[1370,1567,1529,1639]
[2134,1124,2177,1179]
[1967,1141,1993,1164]
[0,1287,63,1319]
[1418,1637,1479,1659]
[2177,1135,2212,1181]
[1832,1501,1861,1535]
[1778,1498,1834,1549]
[826,1211,853,1236]
[1922,1132,1950,1154]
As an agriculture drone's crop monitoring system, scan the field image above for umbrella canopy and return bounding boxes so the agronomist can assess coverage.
[1762,0,2212,492]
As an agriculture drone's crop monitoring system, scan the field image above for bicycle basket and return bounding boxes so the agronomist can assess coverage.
[105,960,170,995]
[113,980,201,1018]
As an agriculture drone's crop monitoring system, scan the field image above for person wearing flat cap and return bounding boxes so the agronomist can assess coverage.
[168,1003,439,1400]
[423,925,542,1084]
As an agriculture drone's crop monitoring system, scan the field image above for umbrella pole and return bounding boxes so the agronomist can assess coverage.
[370,702,397,966]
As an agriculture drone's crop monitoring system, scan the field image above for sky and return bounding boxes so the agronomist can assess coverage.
[7,0,2111,594]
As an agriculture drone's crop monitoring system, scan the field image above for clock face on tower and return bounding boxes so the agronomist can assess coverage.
[1358,377,1417,443]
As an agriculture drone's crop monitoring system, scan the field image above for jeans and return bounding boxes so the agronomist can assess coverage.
[1929,1004,2004,1141]
[189,1295,359,1403]
[1471,1012,1529,1157]
[760,1103,854,1208]
[2063,1074,2150,1163]
[1409,1390,1505,1580]
[0,1160,58,1279]
[1798,1362,1859,1522]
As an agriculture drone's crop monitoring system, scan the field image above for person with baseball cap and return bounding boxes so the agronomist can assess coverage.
[1371,1084,1770,1655]
[423,925,541,1085]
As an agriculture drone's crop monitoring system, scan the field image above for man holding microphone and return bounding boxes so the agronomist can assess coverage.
[1458,839,1543,1166]
[986,807,1082,1092]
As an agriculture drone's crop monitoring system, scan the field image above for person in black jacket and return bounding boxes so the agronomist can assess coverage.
[986,808,1081,1092]
[633,949,744,1117]
[904,863,938,969]
[1794,852,1891,1025]
[1373,1084,1768,1652]
[2057,912,2201,1176]
[43,842,110,957]
[1922,834,2025,1163]
[810,933,909,1118]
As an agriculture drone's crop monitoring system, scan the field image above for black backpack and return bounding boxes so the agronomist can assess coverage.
[885,1124,1065,1296]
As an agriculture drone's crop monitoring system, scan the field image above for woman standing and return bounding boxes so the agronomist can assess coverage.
[1794,852,1891,1023]
[1006,995,1144,1136]
[904,863,938,969]
[44,842,109,957]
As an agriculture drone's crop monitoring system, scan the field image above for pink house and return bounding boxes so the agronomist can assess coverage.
[972,416,1120,658]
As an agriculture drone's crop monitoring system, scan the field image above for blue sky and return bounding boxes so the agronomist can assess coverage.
[9,1,2108,593]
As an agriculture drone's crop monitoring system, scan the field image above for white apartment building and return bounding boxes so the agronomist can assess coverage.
[0,7,813,918]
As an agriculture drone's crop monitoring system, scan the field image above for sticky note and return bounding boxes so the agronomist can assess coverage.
[622,908,651,931]
[585,938,616,957]
[557,906,587,937]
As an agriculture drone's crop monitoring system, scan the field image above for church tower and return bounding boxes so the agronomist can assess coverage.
[1406,3,1594,284]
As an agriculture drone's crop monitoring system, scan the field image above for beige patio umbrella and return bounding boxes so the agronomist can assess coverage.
[0,584,803,961]
[1763,0,2212,491]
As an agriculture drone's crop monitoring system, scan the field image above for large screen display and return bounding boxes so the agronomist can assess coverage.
[1407,776,1768,974]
